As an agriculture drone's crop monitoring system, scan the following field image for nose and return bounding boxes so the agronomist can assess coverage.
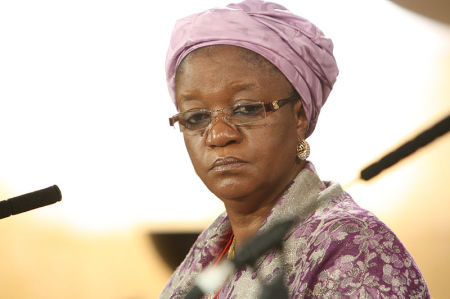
[205,116,242,147]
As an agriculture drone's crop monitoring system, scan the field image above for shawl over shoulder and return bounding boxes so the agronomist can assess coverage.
[160,163,430,298]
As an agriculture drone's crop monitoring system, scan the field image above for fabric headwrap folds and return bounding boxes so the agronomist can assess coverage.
[165,0,339,137]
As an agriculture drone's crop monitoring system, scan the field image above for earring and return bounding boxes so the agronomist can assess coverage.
[296,139,310,160]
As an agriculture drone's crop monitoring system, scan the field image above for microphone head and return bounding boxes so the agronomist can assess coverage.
[0,185,62,219]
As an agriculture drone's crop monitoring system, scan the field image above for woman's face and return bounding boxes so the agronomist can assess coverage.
[175,46,307,211]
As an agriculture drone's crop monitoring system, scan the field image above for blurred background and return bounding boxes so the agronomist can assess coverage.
[0,0,448,298]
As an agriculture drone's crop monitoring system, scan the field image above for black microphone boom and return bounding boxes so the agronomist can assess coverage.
[233,217,295,268]
[361,113,450,181]
[0,185,62,219]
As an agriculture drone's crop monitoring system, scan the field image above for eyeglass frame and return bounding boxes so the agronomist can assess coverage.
[168,95,300,132]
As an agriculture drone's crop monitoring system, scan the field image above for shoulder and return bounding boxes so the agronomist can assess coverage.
[285,189,430,298]
[160,212,232,299]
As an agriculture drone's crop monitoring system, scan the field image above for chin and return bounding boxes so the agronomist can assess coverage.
[206,177,256,201]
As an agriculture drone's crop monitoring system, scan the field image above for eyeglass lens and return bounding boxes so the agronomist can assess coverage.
[179,102,267,133]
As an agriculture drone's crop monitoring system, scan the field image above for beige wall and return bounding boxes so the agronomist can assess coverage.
[0,215,172,299]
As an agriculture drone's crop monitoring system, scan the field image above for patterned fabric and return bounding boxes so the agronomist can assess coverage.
[165,0,339,137]
[160,163,430,298]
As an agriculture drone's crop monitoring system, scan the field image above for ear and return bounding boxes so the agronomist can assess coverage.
[294,100,308,140]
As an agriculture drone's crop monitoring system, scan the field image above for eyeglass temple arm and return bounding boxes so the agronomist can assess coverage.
[169,116,177,126]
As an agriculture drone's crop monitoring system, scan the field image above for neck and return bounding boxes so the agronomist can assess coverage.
[224,161,305,249]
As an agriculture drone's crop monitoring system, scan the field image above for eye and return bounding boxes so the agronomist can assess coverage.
[232,103,264,116]
[182,110,211,128]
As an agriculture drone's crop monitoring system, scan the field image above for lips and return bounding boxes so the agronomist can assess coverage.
[209,157,247,171]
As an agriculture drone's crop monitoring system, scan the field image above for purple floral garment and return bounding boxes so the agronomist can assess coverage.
[160,163,430,298]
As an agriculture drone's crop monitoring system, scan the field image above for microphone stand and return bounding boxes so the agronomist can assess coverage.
[259,275,289,299]
[258,244,289,299]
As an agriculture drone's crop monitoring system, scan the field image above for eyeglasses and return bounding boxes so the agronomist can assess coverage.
[169,95,299,135]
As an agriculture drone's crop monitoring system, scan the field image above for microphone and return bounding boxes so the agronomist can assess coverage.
[185,217,295,299]
[0,185,62,219]
[361,113,450,181]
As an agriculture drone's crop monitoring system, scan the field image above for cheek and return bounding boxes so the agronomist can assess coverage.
[247,120,298,170]
[264,135,296,166]
[184,136,207,175]
[269,120,298,160]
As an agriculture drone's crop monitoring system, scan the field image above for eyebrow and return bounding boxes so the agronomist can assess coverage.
[229,82,258,92]
[177,92,199,103]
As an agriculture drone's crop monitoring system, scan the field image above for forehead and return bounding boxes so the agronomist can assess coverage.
[175,45,292,106]
[177,45,278,76]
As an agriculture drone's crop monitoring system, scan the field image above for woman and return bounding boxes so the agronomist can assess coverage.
[161,0,430,298]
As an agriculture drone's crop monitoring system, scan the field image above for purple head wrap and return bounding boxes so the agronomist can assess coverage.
[166,0,338,137]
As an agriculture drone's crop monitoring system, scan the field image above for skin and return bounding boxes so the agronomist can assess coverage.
[175,45,308,248]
